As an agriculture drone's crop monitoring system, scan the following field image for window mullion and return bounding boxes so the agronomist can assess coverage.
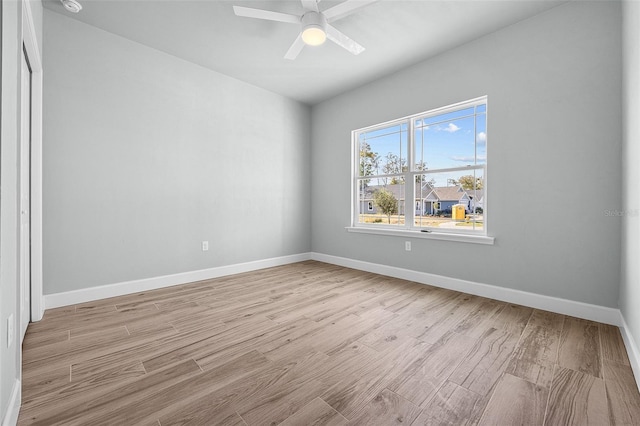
[406,119,415,229]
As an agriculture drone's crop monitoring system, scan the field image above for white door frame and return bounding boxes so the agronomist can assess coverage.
[20,43,32,340]
[22,0,43,322]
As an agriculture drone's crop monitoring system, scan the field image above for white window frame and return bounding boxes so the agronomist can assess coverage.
[348,96,494,245]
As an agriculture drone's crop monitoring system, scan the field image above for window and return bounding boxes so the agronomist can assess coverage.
[353,97,487,236]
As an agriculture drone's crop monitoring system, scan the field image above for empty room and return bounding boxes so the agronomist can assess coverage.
[2,0,640,424]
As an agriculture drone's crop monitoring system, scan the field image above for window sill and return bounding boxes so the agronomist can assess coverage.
[345,226,495,245]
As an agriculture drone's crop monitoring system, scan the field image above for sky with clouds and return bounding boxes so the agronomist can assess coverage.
[359,104,487,187]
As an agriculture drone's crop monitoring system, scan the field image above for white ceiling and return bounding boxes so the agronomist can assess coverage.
[42,0,566,105]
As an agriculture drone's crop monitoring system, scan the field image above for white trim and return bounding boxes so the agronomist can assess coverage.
[310,252,621,326]
[352,96,489,238]
[44,253,312,309]
[353,96,488,135]
[1,379,21,426]
[346,226,495,245]
[22,0,44,322]
[620,314,640,393]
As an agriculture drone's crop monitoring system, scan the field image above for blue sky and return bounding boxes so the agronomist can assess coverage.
[359,105,486,187]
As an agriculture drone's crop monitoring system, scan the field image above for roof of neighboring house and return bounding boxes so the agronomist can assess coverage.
[426,185,469,202]
[360,184,401,200]
[465,189,484,201]
[362,183,472,202]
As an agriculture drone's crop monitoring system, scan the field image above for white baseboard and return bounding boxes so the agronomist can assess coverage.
[620,315,640,393]
[44,250,623,326]
[2,379,21,426]
[310,252,622,326]
[44,253,312,309]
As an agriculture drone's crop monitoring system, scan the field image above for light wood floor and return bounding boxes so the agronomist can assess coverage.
[18,261,640,425]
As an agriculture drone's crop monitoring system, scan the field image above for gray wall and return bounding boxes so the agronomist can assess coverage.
[1,0,43,421]
[42,10,311,294]
[0,1,20,418]
[621,0,640,360]
[311,1,622,307]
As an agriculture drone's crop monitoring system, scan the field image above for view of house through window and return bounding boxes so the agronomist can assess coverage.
[354,97,487,234]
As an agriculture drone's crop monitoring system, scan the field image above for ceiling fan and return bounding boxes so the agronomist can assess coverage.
[233,0,378,60]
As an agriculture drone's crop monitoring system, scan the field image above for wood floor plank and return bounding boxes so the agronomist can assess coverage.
[264,308,396,360]
[325,308,398,355]
[346,282,422,316]
[79,350,272,426]
[71,359,146,383]
[414,381,483,426]
[27,304,119,335]
[22,326,136,375]
[22,329,69,351]
[558,316,602,379]
[125,319,177,336]
[600,324,630,366]
[21,365,70,403]
[309,342,383,388]
[477,373,547,425]
[168,308,226,333]
[39,305,75,320]
[23,361,148,417]
[69,324,130,340]
[352,291,464,348]
[451,298,505,338]
[236,377,324,426]
[355,321,418,353]
[527,309,565,331]
[391,287,461,318]
[159,352,327,426]
[159,401,246,426]
[68,304,161,338]
[279,397,348,426]
[144,316,274,372]
[17,262,640,425]
[19,359,203,425]
[487,304,533,336]
[413,294,483,344]
[448,327,521,397]
[545,366,609,426]
[383,285,434,314]
[252,317,327,357]
[65,321,215,379]
[199,319,326,370]
[388,331,476,407]
[603,359,640,424]
[320,338,428,418]
[505,324,560,388]
[264,292,343,324]
[348,388,421,425]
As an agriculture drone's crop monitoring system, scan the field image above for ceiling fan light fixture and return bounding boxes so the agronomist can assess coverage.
[300,11,327,46]
[302,26,326,46]
[61,0,82,13]
[233,0,373,60]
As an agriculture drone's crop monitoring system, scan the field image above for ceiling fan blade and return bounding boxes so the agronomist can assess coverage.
[325,24,365,55]
[323,0,378,22]
[300,0,319,12]
[284,35,306,60]
[233,6,300,24]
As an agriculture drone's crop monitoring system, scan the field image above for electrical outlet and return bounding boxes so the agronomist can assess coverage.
[405,241,411,251]
[202,241,209,252]
[7,314,14,348]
